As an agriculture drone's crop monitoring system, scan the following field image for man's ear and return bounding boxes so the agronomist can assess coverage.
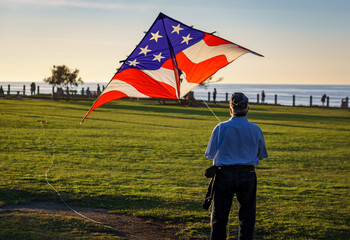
[230,107,233,116]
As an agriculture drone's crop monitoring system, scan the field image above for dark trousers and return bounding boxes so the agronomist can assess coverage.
[210,166,257,240]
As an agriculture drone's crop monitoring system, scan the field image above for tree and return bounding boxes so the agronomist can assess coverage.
[43,65,83,91]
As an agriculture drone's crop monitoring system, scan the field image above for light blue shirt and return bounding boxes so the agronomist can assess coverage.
[205,116,268,166]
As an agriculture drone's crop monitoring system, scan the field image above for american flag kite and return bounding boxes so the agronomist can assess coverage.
[81,12,263,122]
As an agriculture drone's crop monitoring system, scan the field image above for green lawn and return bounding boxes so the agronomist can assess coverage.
[1,99,349,239]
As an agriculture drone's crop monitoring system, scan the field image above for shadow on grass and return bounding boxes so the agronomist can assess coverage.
[0,211,122,240]
[249,111,350,123]
[86,104,229,122]
[75,193,207,222]
[31,100,350,130]
[0,187,205,222]
[0,188,56,206]
[20,99,224,118]
[0,187,209,238]
[255,120,350,132]
[42,112,191,129]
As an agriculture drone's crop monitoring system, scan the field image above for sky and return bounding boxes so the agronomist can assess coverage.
[0,0,349,85]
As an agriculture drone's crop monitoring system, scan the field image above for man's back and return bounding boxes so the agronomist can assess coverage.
[205,116,267,166]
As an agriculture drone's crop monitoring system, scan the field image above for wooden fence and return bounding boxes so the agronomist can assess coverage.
[206,92,349,109]
[0,84,349,109]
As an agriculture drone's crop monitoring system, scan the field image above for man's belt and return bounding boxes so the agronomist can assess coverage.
[219,164,255,171]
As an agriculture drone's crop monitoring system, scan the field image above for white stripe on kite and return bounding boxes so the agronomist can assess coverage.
[179,78,198,98]
[143,67,177,90]
[183,40,249,63]
[103,80,150,98]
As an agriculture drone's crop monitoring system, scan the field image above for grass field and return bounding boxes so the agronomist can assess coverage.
[1,99,349,239]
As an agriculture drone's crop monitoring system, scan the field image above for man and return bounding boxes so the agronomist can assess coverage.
[213,88,217,106]
[205,92,268,240]
[30,82,36,95]
[321,94,326,107]
[261,90,265,103]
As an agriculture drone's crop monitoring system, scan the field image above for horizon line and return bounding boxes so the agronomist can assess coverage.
[0,80,349,86]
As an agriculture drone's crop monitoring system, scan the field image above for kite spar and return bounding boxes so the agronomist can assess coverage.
[81,12,263,123]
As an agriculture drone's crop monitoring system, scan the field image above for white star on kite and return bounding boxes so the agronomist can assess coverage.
[171,24,184,34]
[181,34,193,45]
[153,52,165,62]
[139,45,152,56]
[128,59,139,67]
[150,31,163,42]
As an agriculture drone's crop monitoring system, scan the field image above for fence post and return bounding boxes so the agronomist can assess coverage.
[226,93,228,102]
[208,92,210,102]
[274,94,277,105]
[257,94,260,104]
[7,84,10,95]
[310,96,312,106]
[37,86,40,95]
[292,95,295,106]
[342,97,349,109]
[326,97,329,107]
[23,85,26,95]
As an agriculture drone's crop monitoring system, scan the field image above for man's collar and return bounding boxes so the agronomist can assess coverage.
[230,116,248,120]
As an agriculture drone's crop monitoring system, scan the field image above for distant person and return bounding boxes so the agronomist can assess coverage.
[0,86,4,98]
[97,84,101,95]
[213,88,217,106]
[321,94,327,106]
[204,92,268,240]
[86,87,91,99]
[261,90,265,103]
[30,82,36,95]
[81,87,85,96]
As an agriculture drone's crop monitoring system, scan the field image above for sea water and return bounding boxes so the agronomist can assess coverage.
[194,84,350,107]
[1,81,349,107]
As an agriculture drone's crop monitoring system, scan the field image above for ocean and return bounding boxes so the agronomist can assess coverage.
[1,81,349,108]
[194,84,350,107]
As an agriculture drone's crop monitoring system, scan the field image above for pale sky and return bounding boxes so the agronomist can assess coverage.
[0,0,349,85]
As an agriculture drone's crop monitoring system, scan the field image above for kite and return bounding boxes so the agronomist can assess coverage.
[81,12,263,122]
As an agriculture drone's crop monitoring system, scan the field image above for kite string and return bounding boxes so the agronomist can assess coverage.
[41,97,220,232]
[39,121,118,232]
[199,98,236,238]
[200,96,221,123]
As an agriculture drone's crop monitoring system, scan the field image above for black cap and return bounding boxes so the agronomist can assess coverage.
[230,92,249,112]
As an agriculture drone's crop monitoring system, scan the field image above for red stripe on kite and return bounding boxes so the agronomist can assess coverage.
[176,51,231,84]
[114,68,178,99]
[81,90,128,123]
[203,33,232,46]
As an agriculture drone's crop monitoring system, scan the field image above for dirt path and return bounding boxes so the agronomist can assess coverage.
[1,201,188,240]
